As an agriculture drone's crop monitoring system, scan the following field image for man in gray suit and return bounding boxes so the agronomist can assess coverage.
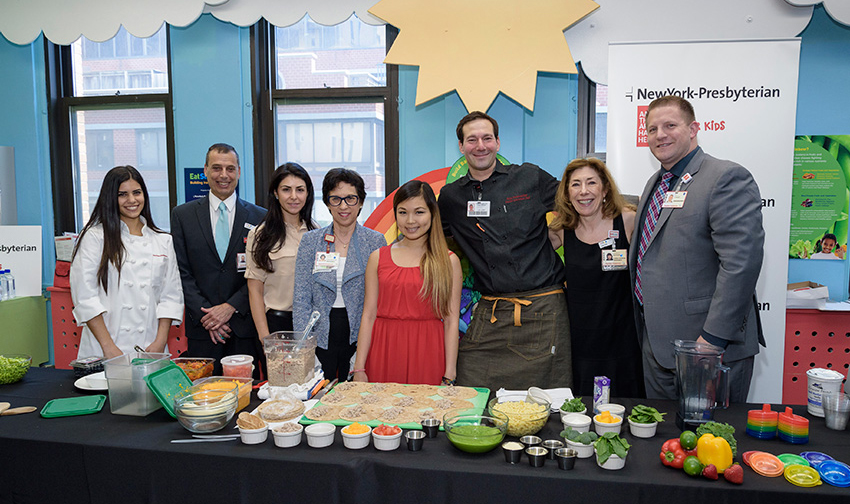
[629,96,765,402]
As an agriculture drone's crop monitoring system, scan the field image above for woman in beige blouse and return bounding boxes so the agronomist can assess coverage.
[246,163,317,341]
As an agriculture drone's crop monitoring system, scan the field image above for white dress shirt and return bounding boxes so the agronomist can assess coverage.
[209,191,238,236]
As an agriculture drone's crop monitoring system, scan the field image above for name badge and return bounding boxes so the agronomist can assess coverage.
[236,252,247,272]
[244,222,256,230]
[467,201,491,218]
[662,191,687,208]
[314,251,339,273]
[597,238,615,249]
[608,230,619,239]
[602,249,628,271]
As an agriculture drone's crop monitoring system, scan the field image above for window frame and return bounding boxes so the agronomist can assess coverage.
[249,20,399,207]
[44,28,177,234]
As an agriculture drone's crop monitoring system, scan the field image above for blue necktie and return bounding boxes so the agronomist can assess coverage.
[215,201,229,261]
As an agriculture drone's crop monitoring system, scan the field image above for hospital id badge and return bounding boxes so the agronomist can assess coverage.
[236,252,247,272]
[602,249,627,271]
[467,201,490,217]
[662,191,687,208]
[313,251,339,273]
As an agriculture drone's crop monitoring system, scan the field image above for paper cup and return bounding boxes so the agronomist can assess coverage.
[806,368,845,417]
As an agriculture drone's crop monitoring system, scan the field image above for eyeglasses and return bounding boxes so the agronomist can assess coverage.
[328,195,360,207]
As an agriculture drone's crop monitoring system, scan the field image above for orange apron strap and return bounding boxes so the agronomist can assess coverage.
[482,288,562,327]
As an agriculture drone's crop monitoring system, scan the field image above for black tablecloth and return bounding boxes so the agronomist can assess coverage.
[1,368,848,504]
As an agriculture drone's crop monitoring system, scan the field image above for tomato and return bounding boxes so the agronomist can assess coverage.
[679,430,698,451]
[683,455,704,477]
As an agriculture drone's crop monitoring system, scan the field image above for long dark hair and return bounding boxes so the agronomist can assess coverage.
[72,165,162,293]
[393,180,453,318]
[252,163,316,272]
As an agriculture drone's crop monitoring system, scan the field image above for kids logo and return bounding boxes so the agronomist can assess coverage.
[636,105,648,147]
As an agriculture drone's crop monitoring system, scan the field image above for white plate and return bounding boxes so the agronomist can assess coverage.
[74,371,108,391]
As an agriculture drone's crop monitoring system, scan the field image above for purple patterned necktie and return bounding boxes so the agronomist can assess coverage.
[635,171,674,305]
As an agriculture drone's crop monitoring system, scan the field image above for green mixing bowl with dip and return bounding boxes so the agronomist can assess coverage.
[443,411,509,453]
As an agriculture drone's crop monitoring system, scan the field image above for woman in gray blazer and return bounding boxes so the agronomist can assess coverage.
[294,168,386,381]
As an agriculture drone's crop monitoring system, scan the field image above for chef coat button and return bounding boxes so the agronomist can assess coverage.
[140,283,147,288]
[137,328,144,333]
[490,264,496,270]
[121,326,130,332]
[141,261,148,266]
[502,235,507,240]
[140,305,147,311]
[126,282,134,287]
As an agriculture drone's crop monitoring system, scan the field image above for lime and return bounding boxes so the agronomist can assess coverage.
[683,455,704,477]
[679,430,697,450]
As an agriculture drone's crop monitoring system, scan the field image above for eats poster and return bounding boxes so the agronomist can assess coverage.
[790,136,849,260]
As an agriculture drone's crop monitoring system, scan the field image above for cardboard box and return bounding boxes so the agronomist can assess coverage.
[787,281,829,309]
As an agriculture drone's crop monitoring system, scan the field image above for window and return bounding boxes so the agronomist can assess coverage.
[577,64,607,160]
[49,25,175,233]
[254,15,398,226]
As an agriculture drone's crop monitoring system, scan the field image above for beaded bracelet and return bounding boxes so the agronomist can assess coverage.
[441,376,456,386]
[348,368,366,376]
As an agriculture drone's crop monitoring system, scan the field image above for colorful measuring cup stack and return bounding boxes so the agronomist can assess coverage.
[777,406,809,444]
[746,403,778,439]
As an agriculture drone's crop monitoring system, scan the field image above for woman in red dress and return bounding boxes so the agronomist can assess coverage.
[352,180,462,385]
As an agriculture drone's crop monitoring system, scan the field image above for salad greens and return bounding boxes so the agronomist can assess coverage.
[594,432,631,465]
[560,397,586,413]
[627,404,665,424]
[696,421,738,457]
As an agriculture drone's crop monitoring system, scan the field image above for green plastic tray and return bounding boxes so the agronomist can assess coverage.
[143,363,193,418]
[40,395,107,418]
[299,385,489,430]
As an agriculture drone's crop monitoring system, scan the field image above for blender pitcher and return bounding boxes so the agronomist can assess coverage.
[674,340,729,430]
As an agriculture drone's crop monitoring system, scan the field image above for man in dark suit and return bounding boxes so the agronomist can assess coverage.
[629,96,765,402]
[171,143,267,377]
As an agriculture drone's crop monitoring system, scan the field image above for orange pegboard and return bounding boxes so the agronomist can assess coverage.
[47,286,186,368]
[783,309,850,405]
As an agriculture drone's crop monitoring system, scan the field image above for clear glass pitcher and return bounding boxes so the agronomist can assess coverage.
[673,340,730,429]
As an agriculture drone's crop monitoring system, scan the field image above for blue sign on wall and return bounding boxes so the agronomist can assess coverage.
[185,168,209,201]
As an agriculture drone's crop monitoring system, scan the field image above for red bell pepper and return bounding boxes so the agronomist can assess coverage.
[660,438,698,469]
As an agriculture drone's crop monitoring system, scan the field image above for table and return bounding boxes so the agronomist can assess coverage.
[2,368,849,504]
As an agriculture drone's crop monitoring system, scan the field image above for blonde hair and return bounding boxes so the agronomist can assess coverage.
[550,157,632,231]
[393,180,453,318]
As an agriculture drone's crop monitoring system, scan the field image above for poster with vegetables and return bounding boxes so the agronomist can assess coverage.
[789,136,849,260]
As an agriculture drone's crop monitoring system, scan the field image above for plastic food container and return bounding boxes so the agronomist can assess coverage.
[171,357,215,381]
[192,376,253,413]
[746,403,778,439]
[239,424,269,444]
[103,352,171,416]
[174,389,237,433]
[596,403,626,417]
[565,439,594,458]
[305,422,336,448]
[593,413,623,435]
[272,424,304,448]
[69,355,104,379]
[372,426,403,451]
[220,355,254,378]
[627,418,658,438]
[341,424,372,449]
[263,331,318,387]
[561,413,592,433]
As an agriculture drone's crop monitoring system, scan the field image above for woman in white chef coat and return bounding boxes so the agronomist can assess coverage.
[70,165,184,359]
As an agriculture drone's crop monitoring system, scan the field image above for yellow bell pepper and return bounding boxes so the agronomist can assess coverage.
[696,433,733,473]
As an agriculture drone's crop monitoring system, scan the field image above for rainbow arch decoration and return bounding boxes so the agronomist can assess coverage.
[364,167,451,241]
